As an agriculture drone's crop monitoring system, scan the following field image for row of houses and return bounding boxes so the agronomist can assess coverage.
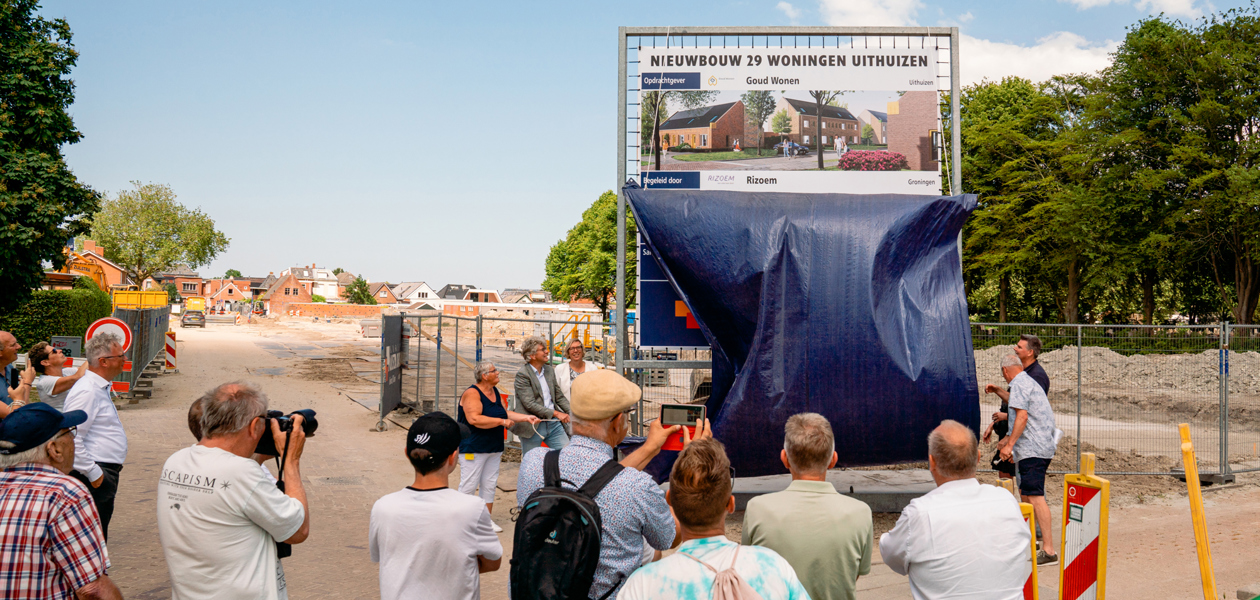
[654,92,934,170]
[48,242,583,317]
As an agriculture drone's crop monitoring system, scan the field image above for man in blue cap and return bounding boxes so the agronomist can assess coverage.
[0,403,122,599]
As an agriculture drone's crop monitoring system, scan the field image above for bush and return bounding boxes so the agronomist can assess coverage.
[0,279,113,349]
[311,294,326,303]
[836,150,909,171]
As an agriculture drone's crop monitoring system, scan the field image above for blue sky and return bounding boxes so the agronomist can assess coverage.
[41,0,1246,290]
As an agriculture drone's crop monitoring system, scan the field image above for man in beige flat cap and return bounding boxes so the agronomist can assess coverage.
[515,369,711,599]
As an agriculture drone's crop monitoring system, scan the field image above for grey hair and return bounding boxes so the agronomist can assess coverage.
[86,332,122,367]
[928,420,977,479]
[0,443,49,469]
[1001,354,1022,368]
[473,361,496,383]
[519,336,547,360]
[783,413,835,474]
[570,414,613,437]
[200,381,269,439]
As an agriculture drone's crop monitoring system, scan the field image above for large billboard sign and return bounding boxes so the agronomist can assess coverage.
[638,46,944,196]
[634,42,949,348]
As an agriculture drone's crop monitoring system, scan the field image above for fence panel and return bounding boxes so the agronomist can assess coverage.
[1226,324,1260,473]
[110,306,170,394]
[974,323,1225,476]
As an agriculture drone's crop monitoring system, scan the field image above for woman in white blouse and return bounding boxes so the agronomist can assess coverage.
[553,338,603,401]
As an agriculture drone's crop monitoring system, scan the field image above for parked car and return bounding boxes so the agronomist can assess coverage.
[773,141,810,156]
[181,310,206,328]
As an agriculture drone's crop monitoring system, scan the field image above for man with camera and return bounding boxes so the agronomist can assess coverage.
[157,382,311,600]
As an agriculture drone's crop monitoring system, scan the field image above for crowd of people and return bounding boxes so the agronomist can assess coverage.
[0,331,1058,599]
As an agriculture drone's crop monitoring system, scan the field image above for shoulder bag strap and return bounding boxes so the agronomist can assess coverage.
[543,449,563,488]
[576,459,625,499]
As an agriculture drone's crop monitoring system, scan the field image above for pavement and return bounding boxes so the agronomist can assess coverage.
[103,320,1260,599]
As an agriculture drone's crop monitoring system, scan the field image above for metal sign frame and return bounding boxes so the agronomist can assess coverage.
[615,26,963,373]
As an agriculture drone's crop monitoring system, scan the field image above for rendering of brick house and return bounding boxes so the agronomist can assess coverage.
[858,109,889,144]
[658,101,745,151]
[260,272,312,314]
[773,97,861,147]
[886,91,941,171]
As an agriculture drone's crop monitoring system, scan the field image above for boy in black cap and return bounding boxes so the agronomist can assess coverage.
[369,412,503,600]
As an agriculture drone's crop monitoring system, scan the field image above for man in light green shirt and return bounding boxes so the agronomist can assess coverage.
[742,413,873,600]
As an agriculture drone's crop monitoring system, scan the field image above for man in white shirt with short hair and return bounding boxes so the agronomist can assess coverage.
[157,382,310,600]
[880,420,1031,599]
[63,332,129,540]
[370,411,503,600]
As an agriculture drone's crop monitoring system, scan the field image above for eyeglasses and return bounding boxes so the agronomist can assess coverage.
[101,354,126,361]
[52,427,77,441]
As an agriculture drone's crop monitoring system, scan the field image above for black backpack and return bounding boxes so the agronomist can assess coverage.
[511,449,625,600]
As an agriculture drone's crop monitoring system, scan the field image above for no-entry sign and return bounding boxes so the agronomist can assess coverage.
[86,317,133,352]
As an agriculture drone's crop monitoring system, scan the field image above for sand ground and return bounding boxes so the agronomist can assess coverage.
[106,319,1260,599]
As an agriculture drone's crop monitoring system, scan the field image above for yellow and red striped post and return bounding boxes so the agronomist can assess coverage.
[1060,452,1110,600]
[165,330,177,372]
[998,479,1038,600]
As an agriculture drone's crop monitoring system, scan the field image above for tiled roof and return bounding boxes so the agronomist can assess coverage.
[783,97,857,121]
[660,102,738,131]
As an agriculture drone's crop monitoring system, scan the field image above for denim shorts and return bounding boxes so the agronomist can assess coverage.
[1018,457,1052,496]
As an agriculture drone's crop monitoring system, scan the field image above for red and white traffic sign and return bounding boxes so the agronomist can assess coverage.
[86,317,132,352]
[1061,482,1104,599]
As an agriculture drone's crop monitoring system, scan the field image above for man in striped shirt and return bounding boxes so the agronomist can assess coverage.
[0,403,121,599]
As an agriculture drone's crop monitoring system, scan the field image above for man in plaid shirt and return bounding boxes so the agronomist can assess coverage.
[0,403,122,599]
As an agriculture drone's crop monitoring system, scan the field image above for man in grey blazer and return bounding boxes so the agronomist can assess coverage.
[513,336,571,455]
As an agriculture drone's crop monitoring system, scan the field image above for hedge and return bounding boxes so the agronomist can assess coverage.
[836,150,909,171]
[0,278,113,349]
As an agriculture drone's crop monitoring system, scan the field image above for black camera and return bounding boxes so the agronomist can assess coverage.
[255,409,318,457]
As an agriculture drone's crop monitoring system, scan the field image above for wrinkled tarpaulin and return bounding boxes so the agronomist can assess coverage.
[626,186,980,478]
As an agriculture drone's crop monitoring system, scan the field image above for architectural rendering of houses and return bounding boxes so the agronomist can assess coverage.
[773,97,861,147]
[858,109,889,144]
[658,101,745,151]
[886,91,941,171]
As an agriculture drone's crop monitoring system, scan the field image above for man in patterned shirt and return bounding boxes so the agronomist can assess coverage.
[517,369,705,599]
[0,403,121,599]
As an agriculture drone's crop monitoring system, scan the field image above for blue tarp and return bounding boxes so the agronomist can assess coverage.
[626,186,980,478]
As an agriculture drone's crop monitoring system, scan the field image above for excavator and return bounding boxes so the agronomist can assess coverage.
[61,251,110,291]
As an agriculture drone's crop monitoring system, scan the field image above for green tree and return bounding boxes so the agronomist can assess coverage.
[224,269,242,278]
[0,1,101,311]
[809,91,845,170]
[861,123,874,145]
[88,182,230,286]
[740,91,776,156]
[310,294,326,303]
[641,90,718,170]
[542,191,636,320]
[163,283,180,303]
[332,267,344,275]
[770,109,793,137]
[343,277,377,305]
[641,96,669,158]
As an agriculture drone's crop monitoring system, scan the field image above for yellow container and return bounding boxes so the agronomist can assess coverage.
[112,290,170,310]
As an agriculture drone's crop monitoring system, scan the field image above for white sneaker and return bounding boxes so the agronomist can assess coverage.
[492,522,503,533]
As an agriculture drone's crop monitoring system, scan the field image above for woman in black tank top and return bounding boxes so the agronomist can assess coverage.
[457,362,539,523]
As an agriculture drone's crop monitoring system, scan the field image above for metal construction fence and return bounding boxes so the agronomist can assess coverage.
[388,313,1259,479]
[110,306,170,395]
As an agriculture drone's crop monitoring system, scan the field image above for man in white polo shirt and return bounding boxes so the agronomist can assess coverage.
[63,332,129,540]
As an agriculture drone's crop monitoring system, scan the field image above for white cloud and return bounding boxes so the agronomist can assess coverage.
[960,32,1117,85]
[1059,0,1126,9]
[957,11,975,23]
[1136,0,1201,17]
[818,0,922,27]
[777,1,802,22]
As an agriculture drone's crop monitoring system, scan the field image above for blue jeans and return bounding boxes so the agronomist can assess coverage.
[521,420,570,456]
